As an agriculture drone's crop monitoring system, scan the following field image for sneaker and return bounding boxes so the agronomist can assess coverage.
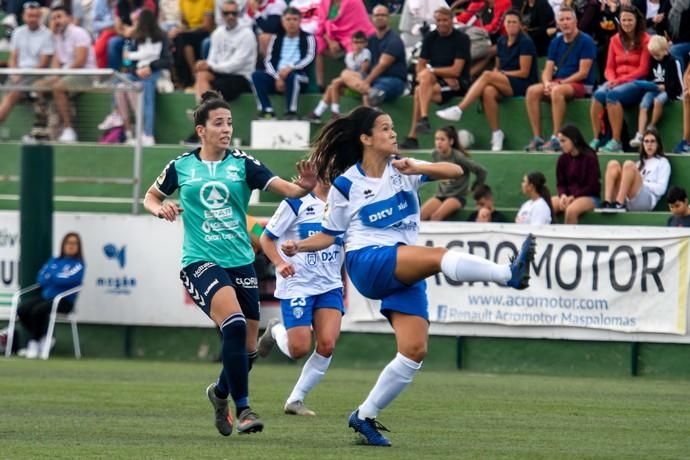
[284,400,316,416]
[415,117,431,134]
[257,111,275,120]
[490,130,505,152]
[399,137,419,150]
[206,383,233,436]
[368,88,386,107]
[436,105,463,122]
[306,112,322,124]
[542,135,561,152]
[348,409,392,446]
[605,201,627,213]
[506,233,536,290]
[257,318,279,358]
[58,127,77,143]
[589,138,601,151]
[141,134,155,146]
[283,111,299,121]
[629,132,643,149]
[673,140,690,154]
[24,339,40,359]
[524,136,544,152]
[98,111,124,131]
[236,408,264,434]
[599,139,623,153]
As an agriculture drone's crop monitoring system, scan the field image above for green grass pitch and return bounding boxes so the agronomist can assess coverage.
[2,358,689,459]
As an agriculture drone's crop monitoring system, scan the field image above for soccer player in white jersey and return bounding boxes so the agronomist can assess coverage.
[282,106,536,446]
[257,179,344,416]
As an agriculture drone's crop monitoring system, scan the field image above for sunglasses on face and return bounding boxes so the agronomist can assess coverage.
[222,10,239,16]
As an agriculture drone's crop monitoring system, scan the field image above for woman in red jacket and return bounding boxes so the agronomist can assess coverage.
[589,5,650,153]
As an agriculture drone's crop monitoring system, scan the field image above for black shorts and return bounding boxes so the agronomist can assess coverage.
[434,195,467,207]
[437,77,466,104]
[212,73,252,101]
[180,261,260,320]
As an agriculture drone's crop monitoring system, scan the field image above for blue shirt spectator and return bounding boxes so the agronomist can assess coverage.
[548,31,597,88]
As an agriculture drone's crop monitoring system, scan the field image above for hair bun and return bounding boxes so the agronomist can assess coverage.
[200,90,223,103]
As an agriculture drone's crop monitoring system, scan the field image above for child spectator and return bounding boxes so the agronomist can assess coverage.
[421,126,488,221]
[308,30,370,122]
[467,184,508,222]
[667,186,690,227]
[516,171,553,224]
[630,35,684,148]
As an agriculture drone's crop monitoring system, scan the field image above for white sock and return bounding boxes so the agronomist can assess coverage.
[314,100,328,116]
[271,322,292,359]
[286,351,332,404]
[331,103,340,114]
[440,250,511,285]
[358,353,422,420]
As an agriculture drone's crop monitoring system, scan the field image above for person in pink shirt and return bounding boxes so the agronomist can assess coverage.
[313,0,374,89]
[589,5,651,153]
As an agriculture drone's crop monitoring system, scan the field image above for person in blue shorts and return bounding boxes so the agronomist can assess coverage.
[281,106,537,446]
[257,179,345,416]
[143,90,317,437]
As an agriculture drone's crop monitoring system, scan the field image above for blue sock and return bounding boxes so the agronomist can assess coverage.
[215,313,249,409]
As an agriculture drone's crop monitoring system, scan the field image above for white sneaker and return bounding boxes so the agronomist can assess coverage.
[629,132,643,148]
[490,130,505,152]
[37,336,56,359]
[97,111,124,130]
[436,105,463,122]
[1,13,17,29]
[24,340,40,359]
[58,127,77,143]
[142,134,155,146]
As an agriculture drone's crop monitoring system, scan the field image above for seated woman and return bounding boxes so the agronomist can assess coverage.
[436,10,538,151]
[421,126,488,221]
[589,5,651,153]
[551,124,601,224]
[601,128,670,212]
[516,171,553,225]
[17,232,85,359]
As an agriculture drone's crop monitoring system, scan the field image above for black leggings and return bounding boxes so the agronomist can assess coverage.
[17,296,73,341]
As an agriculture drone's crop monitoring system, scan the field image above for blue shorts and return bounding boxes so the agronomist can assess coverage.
[371,76,405,102]
[345,245,428,320]
[280,287,345,329]
[180,261,260,320]
[507,76,530,97]
[640,90,668,109]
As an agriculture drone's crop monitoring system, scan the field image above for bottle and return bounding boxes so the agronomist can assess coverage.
[122,40,133,68]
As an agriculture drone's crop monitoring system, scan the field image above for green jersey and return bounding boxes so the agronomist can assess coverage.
[155,148,276,268]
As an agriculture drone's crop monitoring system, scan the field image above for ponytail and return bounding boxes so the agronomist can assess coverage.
[527,171,553,224]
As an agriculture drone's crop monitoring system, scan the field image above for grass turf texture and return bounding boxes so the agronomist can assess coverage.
[2,359,689,459]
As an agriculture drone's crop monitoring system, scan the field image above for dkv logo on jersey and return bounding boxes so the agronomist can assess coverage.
[97,244,137,295]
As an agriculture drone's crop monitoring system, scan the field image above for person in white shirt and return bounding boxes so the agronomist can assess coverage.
[280,106,536,447]
[257,180,344,417]
[601,127,671,212]
[516,171,553,225]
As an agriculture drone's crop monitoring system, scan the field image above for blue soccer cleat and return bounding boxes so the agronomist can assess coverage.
[506,234,536,290]
[348,409,392,446]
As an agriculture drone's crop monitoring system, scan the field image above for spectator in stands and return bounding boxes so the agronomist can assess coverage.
[589,5,650,153]
[673,65,690,153]
[525,6,597,152]
[516,171,553,224]
[169,0,214,89]
[467,184,508,222]
[159,0,182,32]
[667,186,690,226]
[436,10,538,151]
[251,7,316,119]
[247,0,287,56]
[182,0,256,143]
[561,0,599,36]
[630,35,683,148]
[313,0,375,90]
[339,4,407,107]
[108,0,157,71]
[114,8,172,146]
[634,0,667,35]
[307,30,370,122]
[0,2,53,127]
[517,0,555,56]
[92,0,117,68]
[399,0,447,48]
[552,124,601,224]
[593,0,621,83]
[601,128,670,212]
[34,4,96,143]
[455,0,512,75]
[421,126,488,221]
[16,232,84,359]
[399,7,471,150]
[667,0,690,71]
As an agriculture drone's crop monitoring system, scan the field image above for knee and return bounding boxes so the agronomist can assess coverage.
[606,160,621,173]
[400,343,427,363]
[622,160,637,171]
[483,86,499,100]
[526,84,542,99]
[417,70,435,85]
[315,337,336,357]
[288,340,311,359]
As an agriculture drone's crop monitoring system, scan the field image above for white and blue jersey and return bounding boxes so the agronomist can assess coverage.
[264,193,344,299]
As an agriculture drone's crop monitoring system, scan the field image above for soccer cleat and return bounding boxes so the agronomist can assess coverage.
[506,234,536,290]
[236,408,264,434]
[206,383,233,436]
[348,410,391,446]
[257,318,279,358]
[284,400,316,416]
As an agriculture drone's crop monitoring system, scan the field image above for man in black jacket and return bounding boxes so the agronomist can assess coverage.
[251,7,316,119]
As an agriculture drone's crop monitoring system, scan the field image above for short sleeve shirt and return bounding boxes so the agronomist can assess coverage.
[10,25,54,69]
[54,24,96,68]
[547,31,597,86]
[367,29,407,81]
[497,32,538,84]
[420,29,471,86]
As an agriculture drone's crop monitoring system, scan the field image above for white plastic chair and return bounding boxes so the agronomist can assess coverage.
[5,284,82,359]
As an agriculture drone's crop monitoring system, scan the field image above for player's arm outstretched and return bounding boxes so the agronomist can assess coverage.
[267,160,318,198]
[391,157,463,180]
